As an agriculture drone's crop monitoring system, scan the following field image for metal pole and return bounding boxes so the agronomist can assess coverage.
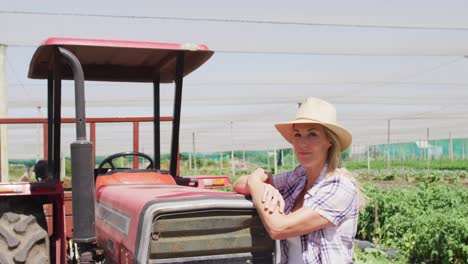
[90,122,96,164]
[419,138,422,160]
[60,152,65,179]
[387,120,391,170]
[427,128,430,170]
[401,140,405,169]
[36,106,42,161]
[267,150,270,171]
[192,132,197,173]
[0,44,8,182]
[169,52,184,177]
[358,144,362,162]
[292,148,295,168]
[462,139,465,160]
[133,122,139,168]
[231,121,235,177]
[219,152,223,172]
[274,147,277,174]
[367,142,370,174]
[153,76,161,170]
[52,49,63,180]
[449,131,453,162]
[280,149,283,168]
[188,152,192,171]
[243,148,246,164]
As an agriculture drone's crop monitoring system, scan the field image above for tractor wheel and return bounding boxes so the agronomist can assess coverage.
[0,212,50,264]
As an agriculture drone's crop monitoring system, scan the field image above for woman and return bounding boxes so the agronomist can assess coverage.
[234,97,366,264]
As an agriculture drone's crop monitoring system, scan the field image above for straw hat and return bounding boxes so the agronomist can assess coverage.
[275,97,352,151]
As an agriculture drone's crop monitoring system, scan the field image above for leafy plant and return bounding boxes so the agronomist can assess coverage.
[357,183,468,263]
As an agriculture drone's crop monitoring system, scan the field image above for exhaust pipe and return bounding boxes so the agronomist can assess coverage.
[59,47,96,243]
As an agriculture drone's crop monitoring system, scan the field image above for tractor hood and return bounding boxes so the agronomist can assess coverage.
[95,184,274,263]
[96,184,239,216]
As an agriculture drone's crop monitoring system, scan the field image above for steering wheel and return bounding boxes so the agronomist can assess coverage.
[97,151,155,174]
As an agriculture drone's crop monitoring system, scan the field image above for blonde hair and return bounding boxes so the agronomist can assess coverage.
[323,127,367,211]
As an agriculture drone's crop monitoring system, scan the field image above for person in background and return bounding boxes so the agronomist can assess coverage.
[234,97,366,264]
[33,160,50,181]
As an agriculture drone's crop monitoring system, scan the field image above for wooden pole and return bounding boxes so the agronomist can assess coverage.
[0,44,8,182]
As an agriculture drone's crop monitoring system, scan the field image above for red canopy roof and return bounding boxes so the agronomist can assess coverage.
[28,37,214,83]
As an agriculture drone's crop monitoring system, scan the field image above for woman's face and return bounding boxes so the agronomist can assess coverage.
[292,123,331,169]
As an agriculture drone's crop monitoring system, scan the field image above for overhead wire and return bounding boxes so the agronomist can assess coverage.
[4,43,463,56]
[1,10,468,31]
[330,57,465,100]
[6,56,30,97]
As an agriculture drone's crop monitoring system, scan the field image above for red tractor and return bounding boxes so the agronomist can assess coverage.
[0,38,275,263]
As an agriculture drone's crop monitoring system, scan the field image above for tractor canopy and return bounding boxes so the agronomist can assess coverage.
[28,37,214,82]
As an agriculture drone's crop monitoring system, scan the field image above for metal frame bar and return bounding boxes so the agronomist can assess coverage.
[49,49,62,181]
[153,75,161,170]
[170,52,184,177]
[133,121,139,168]
[43,123,48,159]
[90,122,96,161]
[53,60,61,180]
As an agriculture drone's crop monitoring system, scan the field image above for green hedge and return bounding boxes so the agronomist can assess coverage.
[358,183,468,263]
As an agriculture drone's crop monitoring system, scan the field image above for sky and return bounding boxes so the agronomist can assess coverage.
[1,0,468,159]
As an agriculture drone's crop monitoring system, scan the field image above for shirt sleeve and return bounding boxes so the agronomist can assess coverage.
[271,170,290,192]
[304,175,357,226]
[272,165,304,192]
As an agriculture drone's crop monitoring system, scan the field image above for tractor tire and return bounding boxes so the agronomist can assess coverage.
[0,212,50,264]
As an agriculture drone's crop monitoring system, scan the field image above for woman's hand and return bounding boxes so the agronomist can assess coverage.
[247,168,285,214]
[262,184,285,214]
[233,168,269,195]
[233,175,249,194]
[248,168,269,183]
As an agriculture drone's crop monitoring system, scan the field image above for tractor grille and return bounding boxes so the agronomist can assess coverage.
[148,209,275,263]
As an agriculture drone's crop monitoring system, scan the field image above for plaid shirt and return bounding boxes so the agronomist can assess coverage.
[272,164,359,264]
